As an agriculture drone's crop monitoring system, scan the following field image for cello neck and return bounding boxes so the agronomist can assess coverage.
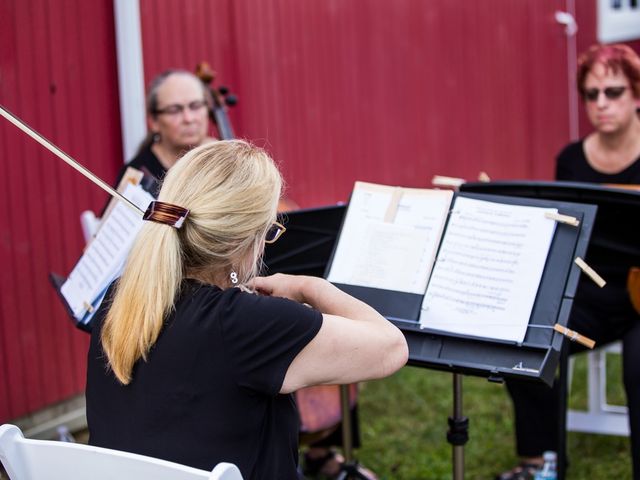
[195,61,237,140]
[212,107,234,140]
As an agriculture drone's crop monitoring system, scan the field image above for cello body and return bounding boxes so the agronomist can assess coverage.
[296,384,358,444]
[629,267,640,315]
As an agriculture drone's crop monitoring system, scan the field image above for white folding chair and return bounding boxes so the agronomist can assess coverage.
[566,341,630,436]
[0,424,243,480]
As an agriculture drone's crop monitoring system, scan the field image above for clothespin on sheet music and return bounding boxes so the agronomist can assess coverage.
[544,211,580,227]
[574,257,607,288]
[432,175,465,188]
[553,323,596,349]
[543,214,604,287]
[83,301,95,314]
[383,187,403,223]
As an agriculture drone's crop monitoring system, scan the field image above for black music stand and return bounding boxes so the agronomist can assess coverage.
[460,180,640,480]
[263,204,346,277]
[49,272,95,332]
[324,190,597,480]
[335,383,369,480]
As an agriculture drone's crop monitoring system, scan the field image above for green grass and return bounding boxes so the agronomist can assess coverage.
[349,352,632,479]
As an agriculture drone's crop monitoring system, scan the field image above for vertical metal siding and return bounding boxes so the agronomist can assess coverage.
[220,0,571,207]
[0,0,122,421]
[5,0,630,423]
[135,0,620,206]
[139,0,240,141]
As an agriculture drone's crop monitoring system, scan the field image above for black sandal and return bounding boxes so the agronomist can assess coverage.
[303,450,337,477]
[495,462,541,480]
[303,450,377,479]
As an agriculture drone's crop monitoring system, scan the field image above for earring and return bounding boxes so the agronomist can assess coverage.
[152,132,161,143]
[230,271,238,285]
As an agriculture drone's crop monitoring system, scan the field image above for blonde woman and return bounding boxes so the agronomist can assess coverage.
[86,140,408,480]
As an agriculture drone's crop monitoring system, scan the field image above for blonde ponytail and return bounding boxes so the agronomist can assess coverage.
[101,140,282,384]
[101,224,183,384]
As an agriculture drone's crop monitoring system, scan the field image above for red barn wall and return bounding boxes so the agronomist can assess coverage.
[2,0,639,422]
[0,0,122,421]
[140,0,577,208]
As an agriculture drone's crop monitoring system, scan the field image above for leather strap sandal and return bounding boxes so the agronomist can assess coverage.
[303,449,378,479]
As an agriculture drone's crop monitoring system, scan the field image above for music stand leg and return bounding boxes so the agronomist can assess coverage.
[335,384,371,480]
[557,341,569,480]
[448,373,469,480]
[340,383,354,463]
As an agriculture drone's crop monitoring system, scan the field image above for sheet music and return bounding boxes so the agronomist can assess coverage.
[327,182,453,294]
[60,184,153,321]
[419,197,557,343]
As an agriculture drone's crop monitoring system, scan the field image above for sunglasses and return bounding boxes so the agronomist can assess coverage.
[583,86,627,102]
[265,221,286,244]
[154,100,208,116]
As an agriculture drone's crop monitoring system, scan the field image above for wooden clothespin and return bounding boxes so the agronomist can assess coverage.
[383,187,404,223]
[553,323,596,349]
[83,301,95,314]
[432,175,465,188]
[477,171,491,182]
[575,257,606,288]
[544,211,580,227]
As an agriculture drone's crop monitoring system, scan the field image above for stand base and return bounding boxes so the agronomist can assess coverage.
[335,461,374,480]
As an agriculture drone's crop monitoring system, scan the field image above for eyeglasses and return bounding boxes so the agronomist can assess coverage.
[265,221,286,244]
[583,86,627,102]
[154,100,208,116]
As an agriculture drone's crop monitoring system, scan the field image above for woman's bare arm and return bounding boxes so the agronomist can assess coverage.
[249,274,409,394]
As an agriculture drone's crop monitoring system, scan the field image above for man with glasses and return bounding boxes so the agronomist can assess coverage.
[498,43,640,480]
[114,69,214,192]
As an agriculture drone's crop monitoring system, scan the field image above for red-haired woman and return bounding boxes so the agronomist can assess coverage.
[499,43,640,480]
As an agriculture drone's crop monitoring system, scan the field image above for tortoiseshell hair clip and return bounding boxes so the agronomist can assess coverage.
[143,201,190,228]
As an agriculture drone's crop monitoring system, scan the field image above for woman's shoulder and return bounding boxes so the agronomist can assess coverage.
[222,285,318,318]
[555,139,588,181]
[180,279,315,317]
[177,278,224,307]
[556,139,585,162]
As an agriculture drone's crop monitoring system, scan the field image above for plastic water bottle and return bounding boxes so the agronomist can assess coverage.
[57,425,75,443]
[533,451,557,480]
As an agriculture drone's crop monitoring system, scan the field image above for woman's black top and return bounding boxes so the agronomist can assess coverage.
[86,279,323,480]
[114,143,166,195]
[555,140,640,184]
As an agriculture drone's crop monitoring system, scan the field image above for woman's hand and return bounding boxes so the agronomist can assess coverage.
[249,273,316,304]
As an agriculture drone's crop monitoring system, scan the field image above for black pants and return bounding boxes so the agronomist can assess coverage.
[505,280,640,479]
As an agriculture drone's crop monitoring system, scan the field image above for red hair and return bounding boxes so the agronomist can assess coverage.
[577,44,640,99]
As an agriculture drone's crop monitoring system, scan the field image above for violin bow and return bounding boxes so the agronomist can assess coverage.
[0,105,144,216]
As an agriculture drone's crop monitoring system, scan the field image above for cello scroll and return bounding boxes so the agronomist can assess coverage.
[195,62,237,140]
